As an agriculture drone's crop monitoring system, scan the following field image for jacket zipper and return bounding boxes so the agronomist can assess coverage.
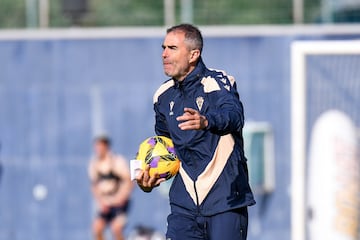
[193,180,200,210]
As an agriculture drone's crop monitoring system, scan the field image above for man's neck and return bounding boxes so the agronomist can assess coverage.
[98,152,110,161]
[175,65,197,82]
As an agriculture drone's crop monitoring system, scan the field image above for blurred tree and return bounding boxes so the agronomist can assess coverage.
[88,0,163,26]
[304,0,322,23]
[49,0,164,27]
[49,0,72,27]
[0,0,26,28]
[194,0,293,24]
[0,0,346,29]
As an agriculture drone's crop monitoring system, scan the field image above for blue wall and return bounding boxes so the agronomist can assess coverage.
[0,30,359,240]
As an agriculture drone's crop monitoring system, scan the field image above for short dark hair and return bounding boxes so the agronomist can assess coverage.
[167,24,203,53]
[94,135,111,147]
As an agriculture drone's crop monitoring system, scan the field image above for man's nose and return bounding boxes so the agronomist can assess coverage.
[162,48,168,58]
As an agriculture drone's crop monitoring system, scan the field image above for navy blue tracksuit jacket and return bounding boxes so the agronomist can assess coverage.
[153,58,255,217]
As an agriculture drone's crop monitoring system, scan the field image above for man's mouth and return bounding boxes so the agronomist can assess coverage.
[163,62,172,71]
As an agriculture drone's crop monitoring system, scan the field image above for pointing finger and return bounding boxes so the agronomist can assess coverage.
[183,107,198,115]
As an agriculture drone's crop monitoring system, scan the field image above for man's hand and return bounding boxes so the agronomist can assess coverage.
[136,165,165,192]
[177,108,208,130]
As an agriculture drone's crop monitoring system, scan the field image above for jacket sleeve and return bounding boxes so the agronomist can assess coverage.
[154,103,171,138]
[204,77,244,135]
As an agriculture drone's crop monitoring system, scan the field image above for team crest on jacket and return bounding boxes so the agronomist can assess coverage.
[196,96,204,111]
[169,101,174,115]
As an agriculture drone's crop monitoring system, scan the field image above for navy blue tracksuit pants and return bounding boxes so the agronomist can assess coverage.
[166,207,248,240]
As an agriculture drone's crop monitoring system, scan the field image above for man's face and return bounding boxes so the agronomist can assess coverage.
[162,31,193,81]
[94,141,108,159]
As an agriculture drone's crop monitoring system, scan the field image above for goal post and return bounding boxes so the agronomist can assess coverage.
[291,40,360,240]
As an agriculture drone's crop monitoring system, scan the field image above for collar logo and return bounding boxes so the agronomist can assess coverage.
[169,101,174,116]
[196,96,204,111]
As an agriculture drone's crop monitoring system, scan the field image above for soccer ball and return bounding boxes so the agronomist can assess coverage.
[136,136,180,180]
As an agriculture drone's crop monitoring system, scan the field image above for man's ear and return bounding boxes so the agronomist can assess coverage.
[189,49,201,64]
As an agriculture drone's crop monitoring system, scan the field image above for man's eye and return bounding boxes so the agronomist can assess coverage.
[162,45,177,50]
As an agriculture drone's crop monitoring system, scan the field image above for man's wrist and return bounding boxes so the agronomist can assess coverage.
[138,183,153,193]
[201,115,209,130]
[140,186,153,192]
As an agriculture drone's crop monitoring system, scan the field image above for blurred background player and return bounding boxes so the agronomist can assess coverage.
[89,135,133,240]
[0,142,2,184]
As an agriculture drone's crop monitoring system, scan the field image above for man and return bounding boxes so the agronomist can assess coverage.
[89,136,133,240]
[136,24,255,240]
